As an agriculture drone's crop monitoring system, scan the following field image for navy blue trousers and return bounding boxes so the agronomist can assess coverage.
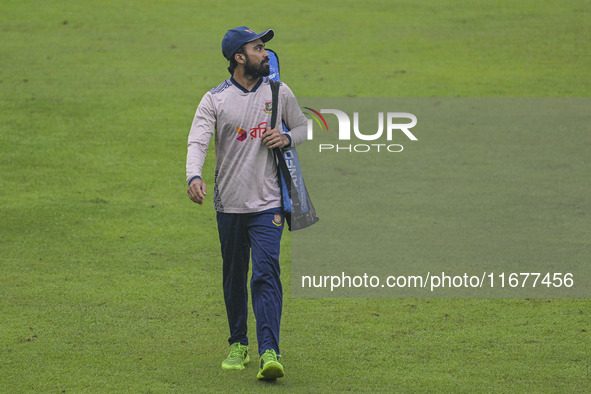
[216,207,284,356]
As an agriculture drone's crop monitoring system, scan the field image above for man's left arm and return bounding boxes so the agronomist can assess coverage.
[262,82,307,149]
[280,83,308,147]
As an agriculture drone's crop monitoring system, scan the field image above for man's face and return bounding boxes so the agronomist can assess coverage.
[242,39,270,78]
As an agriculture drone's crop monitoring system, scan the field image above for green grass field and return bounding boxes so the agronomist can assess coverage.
[1,0,590,392]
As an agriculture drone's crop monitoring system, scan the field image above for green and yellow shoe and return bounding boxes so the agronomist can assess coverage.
[257,349,284,380]
[221,342,249,371]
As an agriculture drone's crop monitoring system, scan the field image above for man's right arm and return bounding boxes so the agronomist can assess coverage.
[186,92,215,204]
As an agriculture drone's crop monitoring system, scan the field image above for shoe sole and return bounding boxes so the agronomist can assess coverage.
[221,354,250,370]
[257,361,284,380]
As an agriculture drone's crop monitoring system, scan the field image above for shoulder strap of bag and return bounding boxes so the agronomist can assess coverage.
[270,79,280,130]
[269,80,302,212]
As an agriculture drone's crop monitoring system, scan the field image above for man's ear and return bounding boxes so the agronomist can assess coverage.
[235,53,246,64]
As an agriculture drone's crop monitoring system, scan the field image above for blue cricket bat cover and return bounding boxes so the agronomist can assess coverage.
[267,49,319,230]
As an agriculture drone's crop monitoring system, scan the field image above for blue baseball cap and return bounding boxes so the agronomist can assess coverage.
[222,26,274,60]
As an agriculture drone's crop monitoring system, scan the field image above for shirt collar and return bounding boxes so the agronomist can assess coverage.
[230,76,264,93]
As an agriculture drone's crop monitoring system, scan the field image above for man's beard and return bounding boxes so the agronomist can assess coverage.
[244,56,270,78]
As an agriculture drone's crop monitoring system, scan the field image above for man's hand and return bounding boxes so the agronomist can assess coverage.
[187,178,207,204]
[262,127,290,149]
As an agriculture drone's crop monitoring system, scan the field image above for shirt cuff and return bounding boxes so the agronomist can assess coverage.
[283,133,292,147]
[188,175,201,186]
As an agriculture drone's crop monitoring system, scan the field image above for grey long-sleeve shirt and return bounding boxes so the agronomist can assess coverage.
[186,77,308,213]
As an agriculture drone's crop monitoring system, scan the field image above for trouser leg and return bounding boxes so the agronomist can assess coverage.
[248,208,284,355]
[217,212,250,346]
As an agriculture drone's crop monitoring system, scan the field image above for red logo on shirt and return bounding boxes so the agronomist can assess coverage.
[236,122,268,142]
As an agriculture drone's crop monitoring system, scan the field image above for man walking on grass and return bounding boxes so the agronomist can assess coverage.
[186,26,307,380]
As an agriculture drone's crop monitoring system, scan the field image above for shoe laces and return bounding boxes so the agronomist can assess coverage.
[262,349,280,362]
[229,343,245,357]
